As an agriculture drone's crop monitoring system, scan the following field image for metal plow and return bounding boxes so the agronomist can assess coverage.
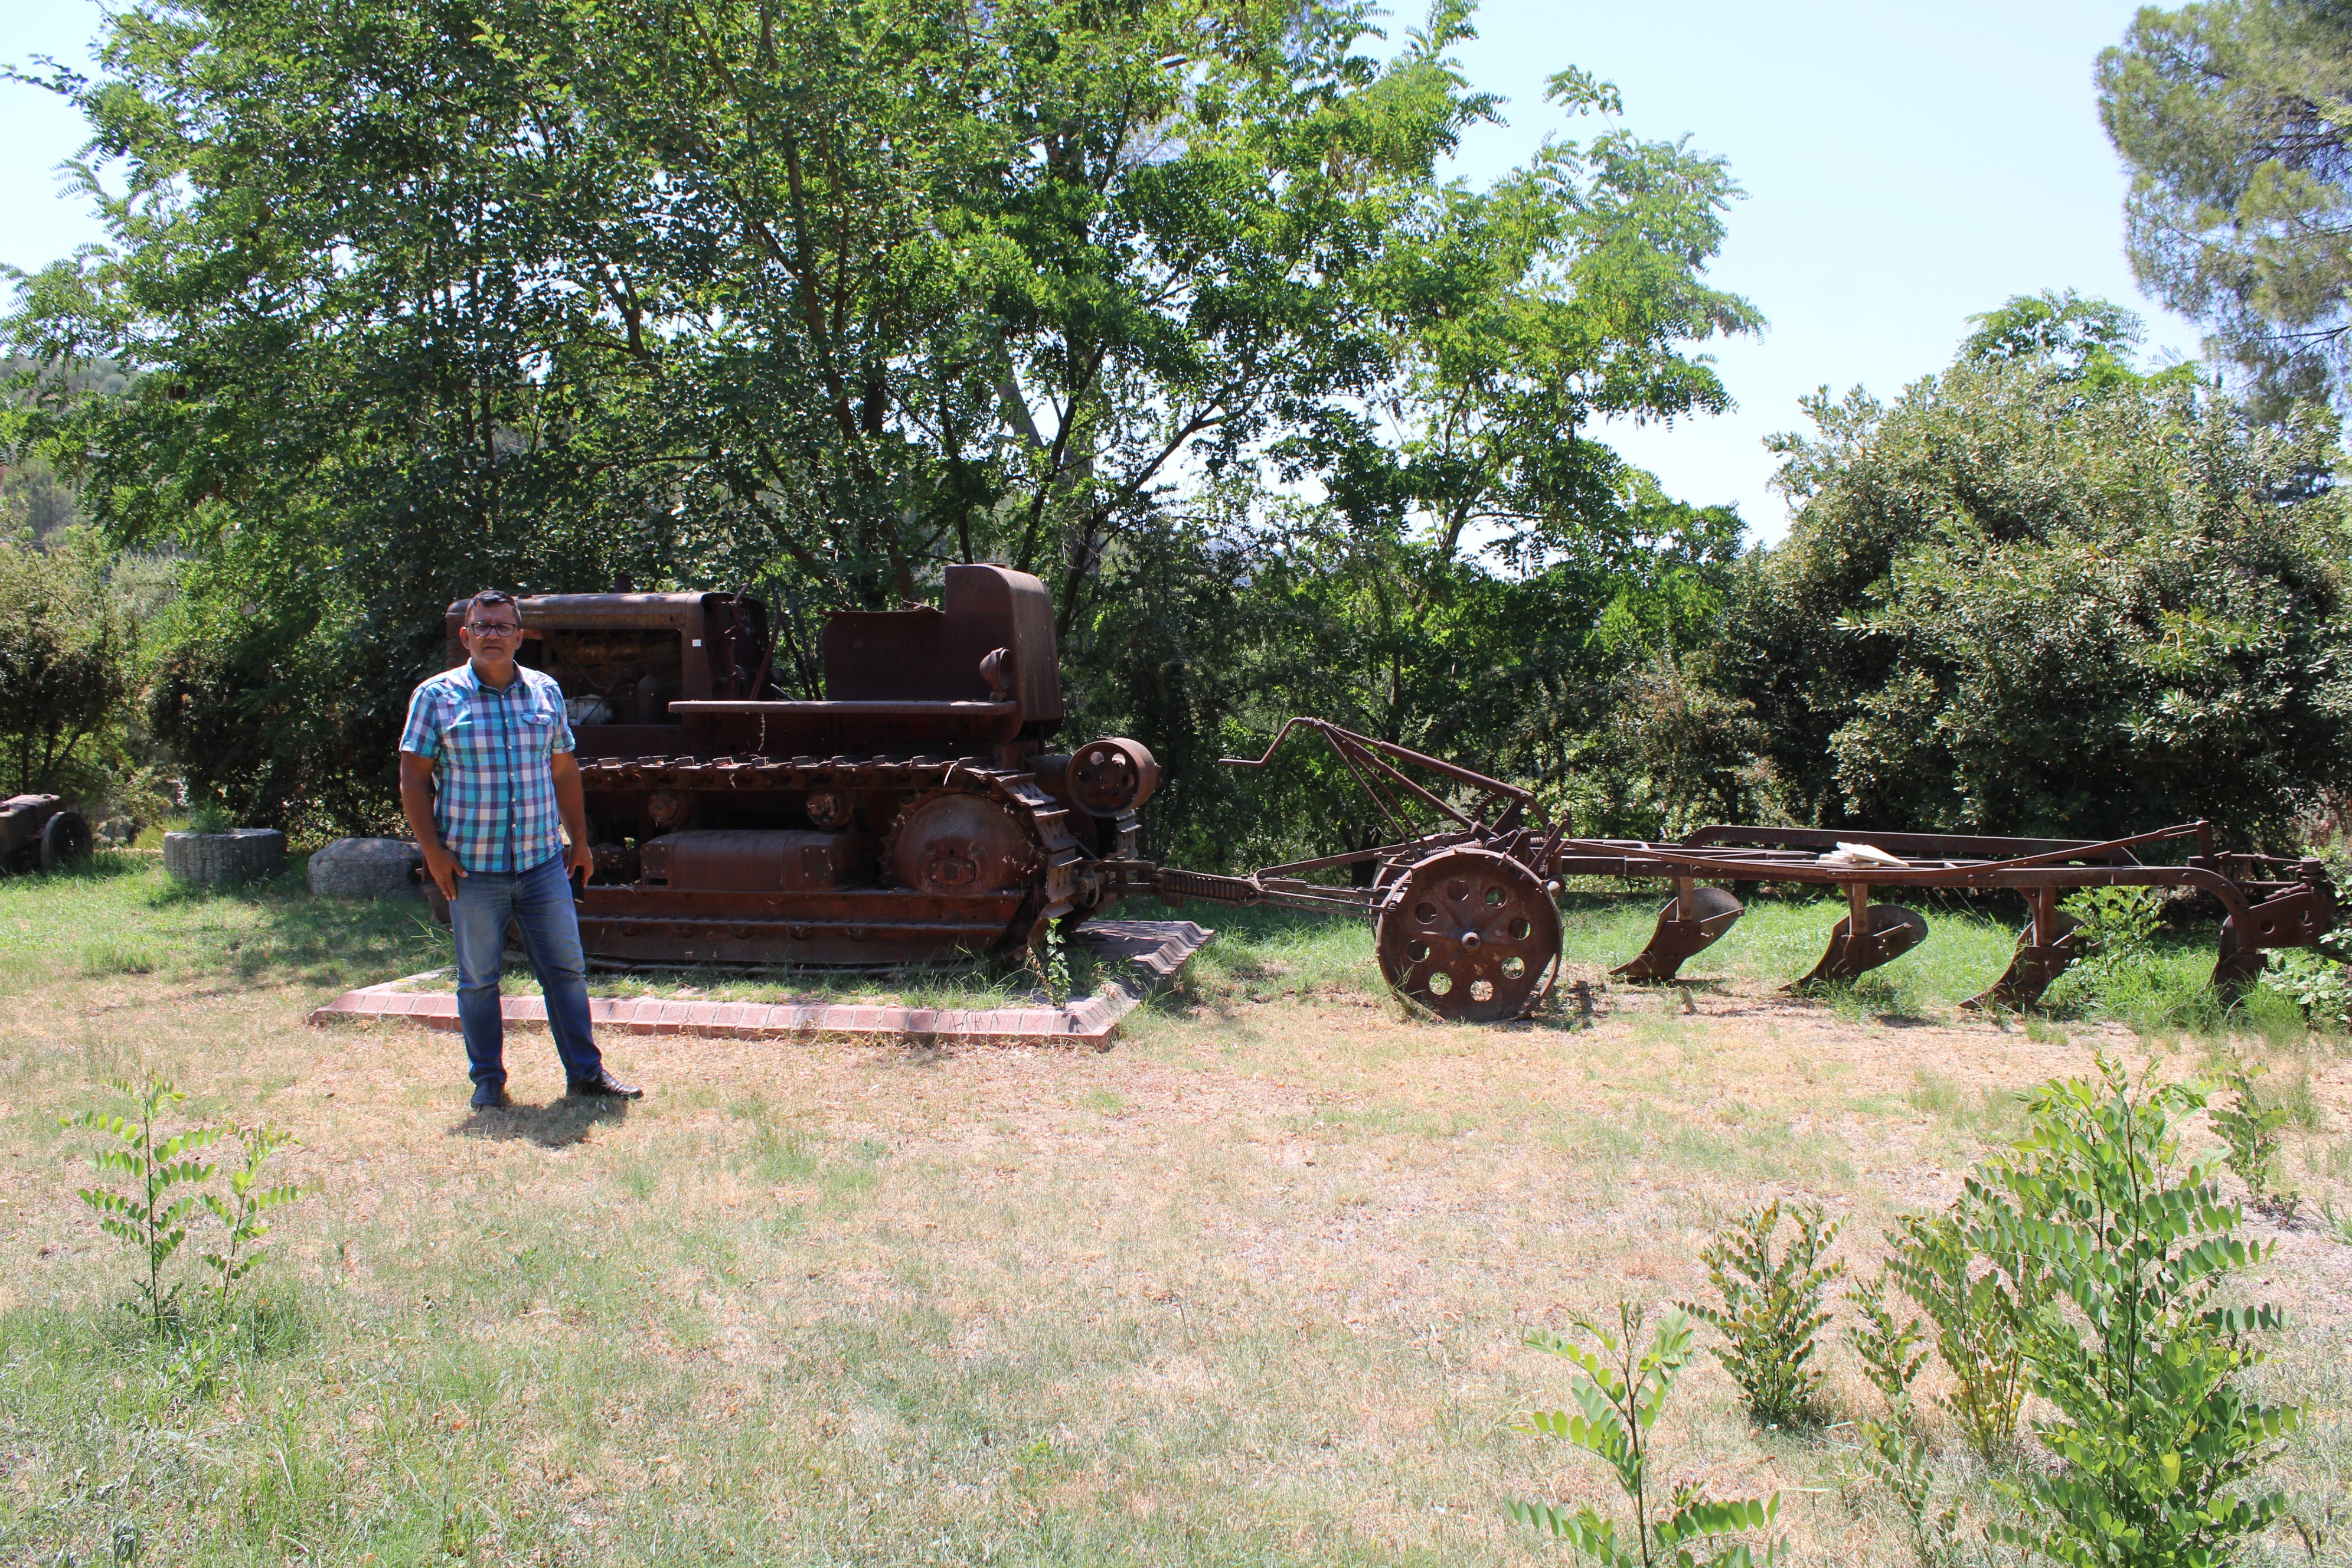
[1128,717,2340,1023]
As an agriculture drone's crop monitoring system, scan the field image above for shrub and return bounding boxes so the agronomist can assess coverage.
[1883,1208,2047,1462]
[1844,1270,1954,1563]
[1968,1055,2302,1564]
[2058,886,2162,978]
[2210,1060,2299,1220]
[1679,1198,1844,1427]
[61,1076,223,1333]
[1844,1268,1925,1417]
[2262,944,2351,1031]
[58,1073,305,1335]
[0,528,138,798]
[1510,1302,1785,1567]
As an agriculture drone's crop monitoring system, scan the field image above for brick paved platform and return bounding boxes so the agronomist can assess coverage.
[306,919,1216,1048]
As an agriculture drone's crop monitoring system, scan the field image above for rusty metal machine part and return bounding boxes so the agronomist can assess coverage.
[1141,716,2340,1022]
[1,793,91,874]
[427,566,1145,968]
[1612,881,1743,982]
[1033,738,1160,818]
[1375,847,1560,1022]
[1962,891,2081,1011]
[647,829,857,892]
[1789,892,1930,988]
[884,792,1036,895]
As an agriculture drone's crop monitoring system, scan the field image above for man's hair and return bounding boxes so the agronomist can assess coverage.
[465,589,520,625]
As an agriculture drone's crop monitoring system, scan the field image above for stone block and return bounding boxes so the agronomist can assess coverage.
[162,829,288,887]
[308,837,424,900]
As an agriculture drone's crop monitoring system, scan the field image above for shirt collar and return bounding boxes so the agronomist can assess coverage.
[458,660,532,697]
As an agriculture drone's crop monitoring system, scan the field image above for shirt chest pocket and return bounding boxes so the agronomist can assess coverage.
[517,708,556,754]
[444,703,552,763]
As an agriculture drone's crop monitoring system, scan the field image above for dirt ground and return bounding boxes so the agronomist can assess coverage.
[4,877,2350,1565]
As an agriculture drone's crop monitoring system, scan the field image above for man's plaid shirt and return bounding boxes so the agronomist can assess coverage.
[399,662,577,874]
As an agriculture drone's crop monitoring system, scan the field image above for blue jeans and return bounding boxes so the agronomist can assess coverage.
[449,852,603,1090]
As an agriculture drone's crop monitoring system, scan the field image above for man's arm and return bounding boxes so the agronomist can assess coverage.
[399,750,465,900]
[550,750,596,882]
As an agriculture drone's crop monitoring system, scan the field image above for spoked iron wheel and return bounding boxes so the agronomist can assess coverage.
[1375,847,1562,1022]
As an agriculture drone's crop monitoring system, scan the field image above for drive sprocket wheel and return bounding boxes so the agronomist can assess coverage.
[1375,846,1561,1022]
[880,788,1039,896]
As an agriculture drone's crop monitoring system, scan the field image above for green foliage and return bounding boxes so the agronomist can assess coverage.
[58,1074,305,1335]
[2210,1060,2299,1219]
[5,0,1758,848]
[60,1075,222,1334]
[2101,0,2352,416]
[2262,943,2352,1030]
[2062,886,2165,969]
[1717,296,2351,845]
[1857,1417,1954,1566]
[2050,886,2167,1008]
[1510,1302,1785,1567]
[1844,1271,1954,1561]
[1964,1055,2302,1566]
[1883,1208,2047,1463]
[1844,1269,1926,1416]
[1677,1199,1844,1428]
[197,1122,305,1310]
[1030,925,1074,1008]
[0,528,139,800]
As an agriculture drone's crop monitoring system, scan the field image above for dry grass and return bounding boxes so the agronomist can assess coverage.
[3,856,2350,1565]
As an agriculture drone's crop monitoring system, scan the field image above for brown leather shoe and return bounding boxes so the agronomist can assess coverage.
[566,1070,643,1100]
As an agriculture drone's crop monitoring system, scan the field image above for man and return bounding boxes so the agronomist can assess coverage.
[398,589,642,1110]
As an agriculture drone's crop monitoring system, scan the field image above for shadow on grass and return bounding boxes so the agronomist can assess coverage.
[13,858,451,992]
[0,849,154,887]
[447,1096,629,1148]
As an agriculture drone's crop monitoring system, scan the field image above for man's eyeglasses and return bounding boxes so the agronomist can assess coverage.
[466,622,523,638]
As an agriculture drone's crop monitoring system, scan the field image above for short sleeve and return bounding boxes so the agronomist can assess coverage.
[544,676,577,754]
[398,681,443,760]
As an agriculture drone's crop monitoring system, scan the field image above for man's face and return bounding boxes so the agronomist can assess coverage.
[459,604,524,664]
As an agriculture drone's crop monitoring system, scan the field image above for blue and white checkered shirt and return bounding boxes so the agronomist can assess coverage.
[399,662,576,875]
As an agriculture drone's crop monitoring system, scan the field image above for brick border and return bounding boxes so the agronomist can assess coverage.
[307,919,1215,1048]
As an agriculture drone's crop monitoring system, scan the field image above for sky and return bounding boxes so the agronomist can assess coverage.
[0,0,2196,543]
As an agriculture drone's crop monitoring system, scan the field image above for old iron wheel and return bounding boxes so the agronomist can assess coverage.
[38,809,92,873]
[1375,846,1561,1023]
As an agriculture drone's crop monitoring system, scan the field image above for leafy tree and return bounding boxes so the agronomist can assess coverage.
[2101,0,2352,416]
[1717,294,2352,845]
[0,528,138,798]
[6,0,1759,844]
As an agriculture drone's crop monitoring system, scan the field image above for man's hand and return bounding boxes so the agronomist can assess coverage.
[399,749,463,900]
[420,840,466,901]
[551,750,594,890]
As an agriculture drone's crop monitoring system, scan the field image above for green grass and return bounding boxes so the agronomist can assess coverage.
[9,858,2329,1046]
[0,851,446,998]
[6,856,2351,1566]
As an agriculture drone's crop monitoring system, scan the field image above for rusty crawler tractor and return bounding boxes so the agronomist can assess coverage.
[1144,718,2340,1022]
[1,794,92,874]
[428,566,1157,965]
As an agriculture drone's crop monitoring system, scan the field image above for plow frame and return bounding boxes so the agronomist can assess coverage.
[1138,717,2338,1020]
